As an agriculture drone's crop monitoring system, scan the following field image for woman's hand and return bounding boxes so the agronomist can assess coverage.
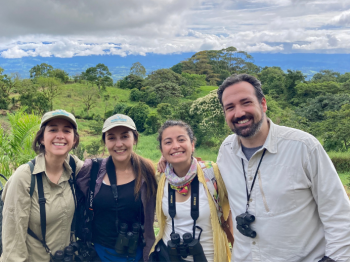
[157,155,167,173]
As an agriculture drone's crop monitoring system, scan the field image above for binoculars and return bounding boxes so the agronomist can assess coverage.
[236,212,256,238]
[52,241,97,262]
[114,222,145,257]
[167,232,207,262]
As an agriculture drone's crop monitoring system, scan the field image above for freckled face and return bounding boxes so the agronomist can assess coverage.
[41,118,76,157]
[161,126,194,167]
[105,126,135,163]
[222,81,267,138]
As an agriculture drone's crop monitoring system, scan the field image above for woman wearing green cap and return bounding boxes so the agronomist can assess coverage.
[1,109,84,262]
[76,114,157,262]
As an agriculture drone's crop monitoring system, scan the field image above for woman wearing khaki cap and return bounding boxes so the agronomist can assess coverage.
[76,114,157,262]
[1,109,84,262]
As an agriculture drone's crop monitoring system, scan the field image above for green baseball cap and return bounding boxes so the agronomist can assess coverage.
[40,109,78,130]
[102,114,136,133]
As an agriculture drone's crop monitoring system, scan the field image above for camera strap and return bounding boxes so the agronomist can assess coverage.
[168,175,200,239]
[26,155,77,258]
[241,148,266,212]
[106,156,120,234]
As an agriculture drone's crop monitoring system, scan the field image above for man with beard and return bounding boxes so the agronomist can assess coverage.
[216,74,350,262]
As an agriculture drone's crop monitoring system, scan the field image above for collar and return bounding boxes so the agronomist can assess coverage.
[231,118,278,159]
[33,153,73,182]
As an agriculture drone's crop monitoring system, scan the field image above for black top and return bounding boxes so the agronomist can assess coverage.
[241,145,263,161]
[92,179,144,248]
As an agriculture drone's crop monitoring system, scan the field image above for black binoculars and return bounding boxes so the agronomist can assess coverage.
[52,241,97,262]
[167,232,207,262]
[114,222,145,257]
[236,212,256,238]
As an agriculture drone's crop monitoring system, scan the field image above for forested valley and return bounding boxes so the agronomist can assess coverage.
[0,47,349,185]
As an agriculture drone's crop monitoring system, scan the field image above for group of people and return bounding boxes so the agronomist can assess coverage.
[1,74,349,262]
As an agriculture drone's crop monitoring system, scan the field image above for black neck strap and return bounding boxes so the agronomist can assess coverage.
[168,175,199,238]
[241,148,267,212]
[27,156,77,258]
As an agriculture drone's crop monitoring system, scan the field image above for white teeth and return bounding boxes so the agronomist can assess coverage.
[54,143,65,146]
[172,152,184,156]
[238,119,249,124]
[115,150,125,153]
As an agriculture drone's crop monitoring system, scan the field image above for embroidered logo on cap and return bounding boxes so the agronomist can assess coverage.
[111,115,127,123]
[52,110,69,117]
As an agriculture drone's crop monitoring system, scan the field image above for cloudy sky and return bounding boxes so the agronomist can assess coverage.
[1,0,350,59]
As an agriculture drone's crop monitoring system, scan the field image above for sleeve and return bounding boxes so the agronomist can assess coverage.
[76,159,93,197]
[213,162,230,221]
[1,164,32,262]
[306,143,350,261]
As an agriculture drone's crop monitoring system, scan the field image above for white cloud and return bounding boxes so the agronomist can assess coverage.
[1,0,350,58]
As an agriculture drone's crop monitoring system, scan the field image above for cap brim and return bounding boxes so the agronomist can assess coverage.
[102,123,136,133]
[41,115,78,130]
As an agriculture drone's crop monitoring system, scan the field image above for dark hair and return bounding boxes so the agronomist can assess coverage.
[157,120,196,150]
[217,74,265,106]
[32,123,80,154]
[130,153,157,200]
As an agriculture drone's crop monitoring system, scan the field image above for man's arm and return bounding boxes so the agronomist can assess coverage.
[306,143,350,262]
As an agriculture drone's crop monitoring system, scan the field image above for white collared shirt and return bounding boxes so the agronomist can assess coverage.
[217,120,350,262]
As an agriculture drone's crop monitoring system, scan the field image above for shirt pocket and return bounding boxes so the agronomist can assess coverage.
[255,164,297,217]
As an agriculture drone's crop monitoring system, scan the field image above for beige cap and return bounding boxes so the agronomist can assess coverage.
[102,114,136,133]
[40,109,78,130]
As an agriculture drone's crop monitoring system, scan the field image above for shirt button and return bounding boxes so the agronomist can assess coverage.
[249,199,253,202]
[249,176,253,181]
[252,241,256,245]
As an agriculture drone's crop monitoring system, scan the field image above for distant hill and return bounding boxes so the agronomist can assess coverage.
[1,53,350,81]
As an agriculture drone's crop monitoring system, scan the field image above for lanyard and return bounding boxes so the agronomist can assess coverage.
[168,175,200,238]
[241,148,267,212]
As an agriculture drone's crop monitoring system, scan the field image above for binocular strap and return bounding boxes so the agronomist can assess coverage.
[168,175,200,240]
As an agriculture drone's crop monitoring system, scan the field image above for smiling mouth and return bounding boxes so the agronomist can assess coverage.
[114,149,126,153]
[53,143,66,146]
[171,152,185,156]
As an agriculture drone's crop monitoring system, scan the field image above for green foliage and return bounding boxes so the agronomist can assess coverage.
[126,102,150,132]
[144,112,161,134]
[330,156,350,174]
[119,74,145,90]
[113,103,128,114]
[146,69,185,87]
[145,92,160,107]
[321,104,350,151]
[171,63,183,74]
[82,63,113,90]
[156,103,172,121]
[52,69,69,83]
[311,70,340,83]
[0,110,40,177]
[130,62,146,78]
[152,82,183,103]
[72,144,86,160]
[88,119,103,135]
[85,140,102,156]
[37,77,62,110]
[338,72,350,83]
[259,67,286,100]
[129,88,146,102]
[296,94,350,122]
[30,63,54,78]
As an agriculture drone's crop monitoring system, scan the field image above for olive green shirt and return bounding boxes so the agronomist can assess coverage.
[1,153,83,262]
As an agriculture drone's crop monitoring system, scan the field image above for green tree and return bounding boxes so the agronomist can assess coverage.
[321,104,350,151]
[258,67,286,99]
[146,69,185,87]
[129,88,146,102]
[171,63,183,74]
[126,103,150,132]
[29,63,54,78]
[81,87,99,114]
[152,82,183,103]
[52,69,69,83]
[311,70,340,83]
[144,112,161,134]
[284,70,306,102]
[338,72,350,83]
[0,69,20,108]
[130,62,146,78]
[83,64,113,90]
[36,77,62,110]
[119,74,145,90]
[157,103,172,121]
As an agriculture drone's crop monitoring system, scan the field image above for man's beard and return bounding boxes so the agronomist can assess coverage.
[231,112,264,138]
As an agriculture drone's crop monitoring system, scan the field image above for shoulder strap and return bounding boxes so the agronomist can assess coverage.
[168,175,200,238]
[0,174,8,190]
[28,159,36,197]
[69,155,76,182]
[105,156,119,232]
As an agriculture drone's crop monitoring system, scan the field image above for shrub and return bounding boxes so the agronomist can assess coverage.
[144,112,161,134]
[86,140,101,156]
[331,156,350,173]
[127,102,150,132]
